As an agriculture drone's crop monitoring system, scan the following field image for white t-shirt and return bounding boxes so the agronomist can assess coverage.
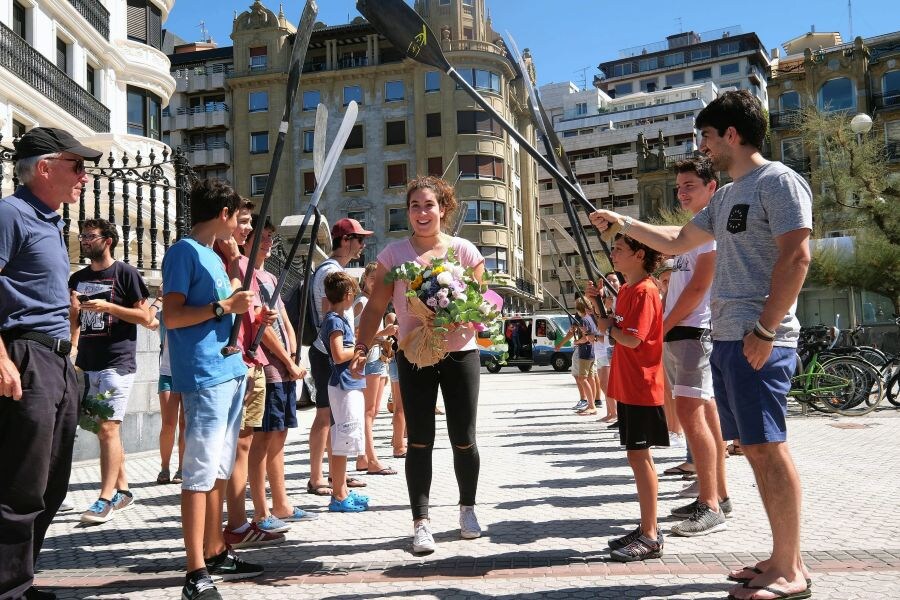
[664,240,716,329]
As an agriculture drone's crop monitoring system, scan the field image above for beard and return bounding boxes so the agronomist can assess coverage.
[83,245,106,261]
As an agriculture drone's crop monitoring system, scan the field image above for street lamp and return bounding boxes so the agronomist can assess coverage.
[849,112,873,144]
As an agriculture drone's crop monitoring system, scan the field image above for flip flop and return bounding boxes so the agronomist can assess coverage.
[577,408,597,416]
[393,452,407,459]
[329,476,368,488]
[156,470,170,485]
[306,481,332,496]
[727,582,812,600]
[663,465,696,476]
[367,467,397,475]
[728,567,812,588]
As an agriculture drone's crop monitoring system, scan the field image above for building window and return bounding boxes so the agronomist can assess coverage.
[12,119,27,138]
[439,0,450,5]
[427,156,443,176]
[249,131,268,154]
[126,0,162,49]
[886,121,900,160]
[719,62,739,76]
[302,90,320,111]
[249,46,267,70]
[640,79,657,93]
[463,200,506,225]
[457,68,501,93]
[388,208,407,231]
[385,80,405,102]
[665,72,685,87]
[12,1,26,40]
[345,124,364,149]
[86,64,96,97]
[458,155,504,181]
[613,62,634,77]
[347,211,367,230]
[456,111,503,137]
[386,120,406,145]
[344,166,365,191]
[663,52,684,67]
[639,57,657,72]
[303,171,316,195]
[575,102,588,116]
[56,38,68,73]
[249,91,268,112]
[692,68,711,81]
[883,71,900,104]
[425,71,441,93]
[780,91,800,112]
[818,77,855,111]
[387,163,408,188]
[718,41,740,56]
[479,246,508,272]
[126,86,161,139]
[781,137,804,171]
[343,85,363,106]
[251,174,268,196]
[302,130,314,153]
[613,82,633,97]
[516,224,523,249]
[426,112,441,137]
[691,47,711,61]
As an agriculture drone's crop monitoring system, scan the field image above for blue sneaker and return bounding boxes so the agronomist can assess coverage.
[349,490,369,507]
[80,499,114,524]
[329,495,367,513]
[278,506,319,522]
[256,515,290,533]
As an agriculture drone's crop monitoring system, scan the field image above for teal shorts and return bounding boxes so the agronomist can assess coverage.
[158,374,173,394]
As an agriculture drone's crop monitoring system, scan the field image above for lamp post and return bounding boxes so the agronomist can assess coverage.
[849,112,873,144]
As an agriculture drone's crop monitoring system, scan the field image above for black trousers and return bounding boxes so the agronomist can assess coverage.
[396,350,480,520]
[0,340,78,600]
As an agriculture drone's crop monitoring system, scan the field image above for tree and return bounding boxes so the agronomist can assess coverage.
[795,107,900,317]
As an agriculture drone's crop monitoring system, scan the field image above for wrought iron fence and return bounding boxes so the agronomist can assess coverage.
[1,134,197,270]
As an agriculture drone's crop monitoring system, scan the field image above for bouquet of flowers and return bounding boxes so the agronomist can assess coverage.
[79,390,114,433]
[387,248,504,367]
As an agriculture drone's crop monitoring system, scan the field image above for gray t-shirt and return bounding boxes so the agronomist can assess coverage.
[691,161,812,347]
[311,258,354,354]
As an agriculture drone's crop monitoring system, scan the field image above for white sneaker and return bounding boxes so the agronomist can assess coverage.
[678,479,701,498]
[412,520,436,554]
[459,505,482,539]
[668,432,686,449]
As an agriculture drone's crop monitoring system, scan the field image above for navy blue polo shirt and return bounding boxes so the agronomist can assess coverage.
[0,186,72,340]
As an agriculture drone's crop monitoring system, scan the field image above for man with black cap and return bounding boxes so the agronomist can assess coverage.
[0,127,103,599]
[306,218,372,497]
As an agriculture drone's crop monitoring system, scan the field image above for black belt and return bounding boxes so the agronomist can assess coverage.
[1,329,72,356]
[664,326,709,343]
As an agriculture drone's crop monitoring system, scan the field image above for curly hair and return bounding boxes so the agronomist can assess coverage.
[405,175,458,230]
[616,234,663,275]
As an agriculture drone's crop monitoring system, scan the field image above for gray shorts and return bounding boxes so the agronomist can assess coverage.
[84,368,136,421]
[663,338,713,400]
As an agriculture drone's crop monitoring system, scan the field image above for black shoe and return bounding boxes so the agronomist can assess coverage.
[608,525,642,550]
[609,532,664,562]
[182,571,221,600]
[25,588,56,600]
[205,547,263,581]
[606,421,619,429]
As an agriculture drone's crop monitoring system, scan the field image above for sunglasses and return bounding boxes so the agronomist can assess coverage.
[48,157,86,173]
[77,234,106,242]
[345,234,366,241]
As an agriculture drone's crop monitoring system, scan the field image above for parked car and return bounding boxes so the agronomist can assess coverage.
[479,314,574,373]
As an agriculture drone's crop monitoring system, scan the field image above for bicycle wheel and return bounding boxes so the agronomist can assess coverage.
[887,370,900,408]
[815,356,884,416]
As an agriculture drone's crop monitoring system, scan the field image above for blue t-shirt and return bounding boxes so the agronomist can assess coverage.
[161,238,247,393]
[0,187,71,339]
[319,311,365,391]
[578,315,597,360]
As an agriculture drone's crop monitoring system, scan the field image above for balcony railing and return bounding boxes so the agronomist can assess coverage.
[447,39,507,57]
[872,92,900,110]
[179,141,230,153]
[515,277,535,296]
[175,103,229,115]
[770,111,800,129]
[0,22,110,132]
[68,0,109,40]
[337,56,368,69]
[172,63,234,79]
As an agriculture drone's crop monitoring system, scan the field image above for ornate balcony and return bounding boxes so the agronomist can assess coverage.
[68,0,110,40]
[0,22,110,132]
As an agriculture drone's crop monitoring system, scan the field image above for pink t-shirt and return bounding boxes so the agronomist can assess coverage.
[377,237,484,353]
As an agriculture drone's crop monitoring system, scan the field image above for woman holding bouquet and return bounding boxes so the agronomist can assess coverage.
[352,175,486,555]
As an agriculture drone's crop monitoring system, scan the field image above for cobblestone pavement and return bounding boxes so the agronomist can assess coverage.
[38,368,900,598]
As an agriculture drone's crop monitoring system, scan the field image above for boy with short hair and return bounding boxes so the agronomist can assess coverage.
[591,234,667,562]
[318,271,369,513]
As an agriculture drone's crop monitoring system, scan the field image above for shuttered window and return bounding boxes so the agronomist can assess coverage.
[345,167,364,191]
[127,0,162,49]
[387,163,408,188]
[458,155,504,181]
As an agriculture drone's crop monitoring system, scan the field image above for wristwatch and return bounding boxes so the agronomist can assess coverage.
[212,301,225,321]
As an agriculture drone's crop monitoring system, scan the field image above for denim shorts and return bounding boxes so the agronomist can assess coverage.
[388,359,399,383]
[710,341,795,446]
[158,374,173,394]
[364,358,387,376]
[257,381,298,432]
[180,375,246,492]
[84,368,136,421]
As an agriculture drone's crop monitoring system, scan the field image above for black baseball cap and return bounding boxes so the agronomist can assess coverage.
[14,127,103,161]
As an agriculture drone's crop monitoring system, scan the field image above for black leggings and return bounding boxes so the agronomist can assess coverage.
[396,349,480,520]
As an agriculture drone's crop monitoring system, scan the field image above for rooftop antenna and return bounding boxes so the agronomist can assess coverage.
[198,20,213,44]
[847,0,853,39]
[675,17,683,33]
[573,66,591,91]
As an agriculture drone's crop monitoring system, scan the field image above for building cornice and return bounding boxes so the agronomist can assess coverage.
[116,39,177,101]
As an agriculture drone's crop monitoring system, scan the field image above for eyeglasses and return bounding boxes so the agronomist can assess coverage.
[346,234,366,242]
[48,157,86,173]
[77,234,106,242]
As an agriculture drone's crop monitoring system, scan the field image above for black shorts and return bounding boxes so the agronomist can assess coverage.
[308,347,331,409]
[618,403,669,450]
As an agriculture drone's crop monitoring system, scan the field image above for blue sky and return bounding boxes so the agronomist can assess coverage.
[166,0,895,88]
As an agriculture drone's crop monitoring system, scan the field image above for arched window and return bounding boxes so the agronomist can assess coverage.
[882,70,900,107]
[818,77,855,112]
[779,91,800,112]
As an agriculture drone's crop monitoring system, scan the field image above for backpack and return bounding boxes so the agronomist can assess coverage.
[285,278,319,347]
